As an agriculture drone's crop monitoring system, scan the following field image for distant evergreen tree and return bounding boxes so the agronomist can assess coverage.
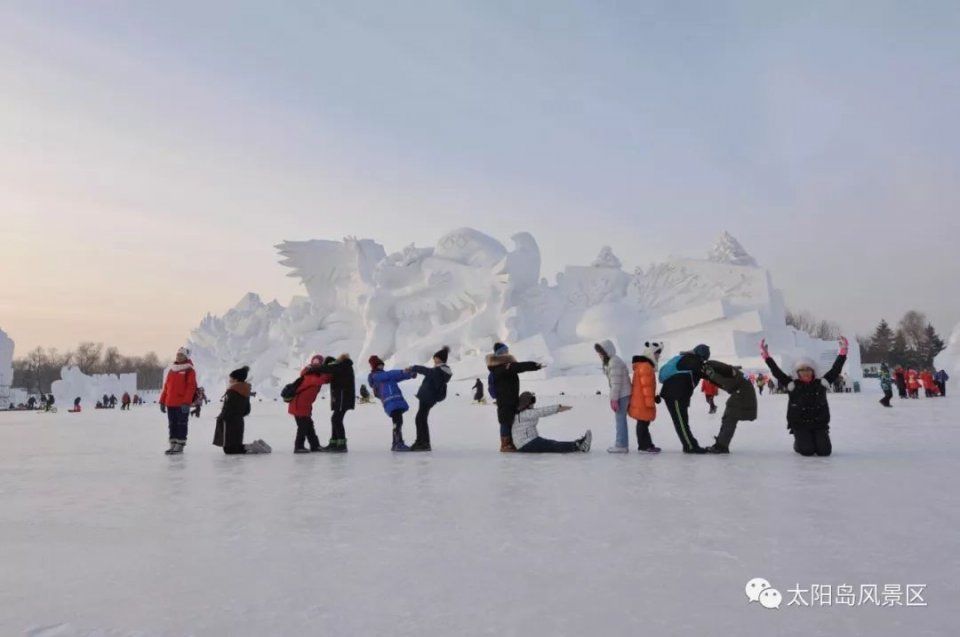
[920,323,946,368]
[869,319,894,363]
[890,330,910,367]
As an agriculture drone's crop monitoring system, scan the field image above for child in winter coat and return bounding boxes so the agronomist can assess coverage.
[879,363,894,408]
[658,344,712,454]
[409,346,453,451]
[701,378,719,414]
[160,347,198,454]
[305,353,356,452]
[512,392,591,453]
[213,366,271,455]
[287,354,332,453]
[486,343,544,452]
[701,361,757,453]
[368,356,417,451]
[628,341,662,453]
[595,339,633,453]
[761,337,848,457]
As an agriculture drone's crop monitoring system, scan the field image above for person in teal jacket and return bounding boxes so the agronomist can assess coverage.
[879,363,893,408]
[368,355,417,451]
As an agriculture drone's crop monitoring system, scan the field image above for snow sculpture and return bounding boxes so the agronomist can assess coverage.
[186,229,860,397]
[51,366,137,409]
[0,328,14,408]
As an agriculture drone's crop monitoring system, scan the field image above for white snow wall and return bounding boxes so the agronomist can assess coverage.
[186,228,861,398]
[0,328,14,408]
[50,367,138,409]
[934,322,960,376]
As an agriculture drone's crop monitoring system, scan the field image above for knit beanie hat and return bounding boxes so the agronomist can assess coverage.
[493,342,509,356]
[369,355,384,369]
[517,391,536,411]
[177,346,191,358]
[309,354,324,366]
[693,344,711,359]
[434,346,450,363]
[230,366,249,382]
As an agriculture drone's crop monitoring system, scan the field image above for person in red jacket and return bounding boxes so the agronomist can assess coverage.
[160,347,198,454]
[701,378,719,414]
[287,354,332,453]
[907,369,920,399]
[920,369,939,398]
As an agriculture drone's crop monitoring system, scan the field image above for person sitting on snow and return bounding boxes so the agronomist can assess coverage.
[512,392,591,453]
[760,336,848,457]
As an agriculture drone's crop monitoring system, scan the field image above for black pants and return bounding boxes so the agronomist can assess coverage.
[391,410,405,444]
[330,409,347,441]
[880,388,893,406]
[635,420,655,450]
[896,383,907,398]
[793,429,832,457]
[937,381,946,397]
[715,415,739,448]
[294,416,322,451]
[415,401,435,445]
[518,437,579,453]
[705,396,716,413]
[497,403,515,437]
[665,398,700,451]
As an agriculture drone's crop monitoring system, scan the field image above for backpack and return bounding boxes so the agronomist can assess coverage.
[487,370,497,400]
[280,376,304,403]
[658,355,692,384]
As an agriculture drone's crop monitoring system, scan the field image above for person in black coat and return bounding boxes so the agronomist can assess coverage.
[702,360,757,453]
[306,354,356,453]
[409,346,453,451]
[472,378,485,403]
[658,344,711,453]
[761,337,848,457]
[213,367,271,455]
[486,342,544,451]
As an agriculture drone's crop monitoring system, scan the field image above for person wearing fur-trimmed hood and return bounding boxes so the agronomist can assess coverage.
[160,346,198,455]
[761,337,848,457]
[594,339,632,453]
[408,346,453,451]
[213,366,271,455]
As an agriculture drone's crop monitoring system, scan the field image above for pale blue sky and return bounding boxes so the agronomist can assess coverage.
[1,1,958,355]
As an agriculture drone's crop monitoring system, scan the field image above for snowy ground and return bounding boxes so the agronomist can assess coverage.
[1,382,957,636]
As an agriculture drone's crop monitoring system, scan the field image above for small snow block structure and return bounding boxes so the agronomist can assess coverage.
[185,229,860,398]
[51,367,138,410]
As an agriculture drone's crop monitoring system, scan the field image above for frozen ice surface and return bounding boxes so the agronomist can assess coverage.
[1,384,956,636]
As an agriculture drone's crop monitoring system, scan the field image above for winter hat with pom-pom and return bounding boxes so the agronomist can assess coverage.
[434,346,450,363]
[368,355,384,369]
[177,346,191,359]
[230,366,249,382]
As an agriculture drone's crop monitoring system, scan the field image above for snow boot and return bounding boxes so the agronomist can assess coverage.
[294,447,311,454]
[409,440,432,452]
[392,429,409,452]
[577,430,592,452]
[166,441,184,455]
[323,438,347,453]
[500,436,517,452]
[705,438,729,454]
[164,440,177,455]
[683,446,707,454]
[638,445,662,453]
[606,445,628,454]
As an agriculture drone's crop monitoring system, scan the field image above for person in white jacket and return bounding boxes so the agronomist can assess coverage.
[595,339,632,453]
[512,392,591,453]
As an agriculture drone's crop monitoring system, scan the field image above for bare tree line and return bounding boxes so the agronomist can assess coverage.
[11,342,166,393]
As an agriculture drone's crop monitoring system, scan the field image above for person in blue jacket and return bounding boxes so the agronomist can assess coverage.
[368,355,417,451]
[934,369,949,397]
[409,346,453,451]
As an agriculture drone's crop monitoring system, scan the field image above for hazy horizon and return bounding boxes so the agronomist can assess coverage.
[2,2,959,358]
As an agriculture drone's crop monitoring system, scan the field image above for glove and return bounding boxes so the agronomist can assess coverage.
[160,404,166,413]
[181,405,191,415]
[610,399,618,412]
[838,336,849,356]
[760,338,770,360]
[654,395,662,404]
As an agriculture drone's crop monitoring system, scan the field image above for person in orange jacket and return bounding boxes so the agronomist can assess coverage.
[701,378,719,414]
[160,346,198,454]
[906,369,920,398]
[920,369,938,398]
[627,342,663,453]
[287,354,333,452]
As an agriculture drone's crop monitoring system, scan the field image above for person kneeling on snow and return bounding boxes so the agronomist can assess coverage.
[761,336,848,457]
[213,366,271,454]
[512,392,591,453]
[701,360,757,453]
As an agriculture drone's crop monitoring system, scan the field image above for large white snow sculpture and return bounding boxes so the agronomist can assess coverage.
[51,367,138,409]
[0,328,15,408]
[186,229,861,397]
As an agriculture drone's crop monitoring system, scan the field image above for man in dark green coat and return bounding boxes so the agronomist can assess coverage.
[702,360,757,453]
